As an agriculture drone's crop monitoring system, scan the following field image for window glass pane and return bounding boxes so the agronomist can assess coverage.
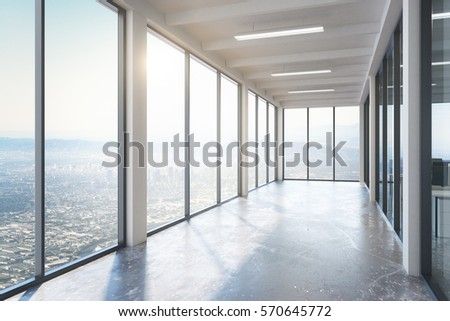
[335,107,360,181]
[45,0,118,270]
[309,108,333,180]
[190,57,217,213]
[386,51,395,224]
[268,104,276,182]
[248,92,256,190]
[399,27,404,240]
[258,98,267,186]
[378,75,384,207]
[431,0,450,298]
[0,0,35,291]
[147,32,185,230]
[284,109,307,179]
[221,76,238,201]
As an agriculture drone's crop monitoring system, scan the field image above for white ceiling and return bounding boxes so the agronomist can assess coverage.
[145,0,388,108]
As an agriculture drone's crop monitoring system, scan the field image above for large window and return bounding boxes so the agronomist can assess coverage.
[257,97,268,186]
[147,34,242,226]
[0,0,35,291]
[430,0,450,299]
[284,107,359,181]
[268,104,276,182]
[147,31,185,230]
[0,0,121,297]
[309,108,333,180]
[363,97,370,187]
[377,72,384,209]
[44,0,119,270]
[386,50,395,224]
[220,76,239,201]
[246,92,278,190]
[147,29,246,226]
[335,107,360,181]
[375,21,403,238]
[284,109,308,179]
[190,58,218,213]
[248,92,257,190]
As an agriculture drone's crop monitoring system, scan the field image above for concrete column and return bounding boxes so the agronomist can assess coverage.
[402,0,421,276]
[276,107,283,181]
[125,9,147,246]
[369,75,377,202]
[240,84,249,197]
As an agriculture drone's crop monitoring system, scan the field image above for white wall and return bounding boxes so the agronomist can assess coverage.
[125,9,148,246]
[402,0,422,276]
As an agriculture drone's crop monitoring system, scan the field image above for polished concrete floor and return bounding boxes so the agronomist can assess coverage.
[11,181,433,300]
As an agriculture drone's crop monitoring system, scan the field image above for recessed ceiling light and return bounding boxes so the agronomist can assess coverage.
[432,61,450,66]
[432,12,450,20]
[288,89,335,94]
[271,69,331,77]
[234,26,324,41]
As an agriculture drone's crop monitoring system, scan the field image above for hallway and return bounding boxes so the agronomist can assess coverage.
[13,182,433,301]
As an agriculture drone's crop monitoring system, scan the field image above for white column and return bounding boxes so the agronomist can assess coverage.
[403,0,421,276]
[359,102,365,183]
[240,84,249,197]
[276,107,283,181]
[369,75,377,202]
[125,9,148,246]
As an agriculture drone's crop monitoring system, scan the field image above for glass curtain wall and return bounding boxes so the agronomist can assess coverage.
[364,97,370,187]
[268,104,276,182]
[387,49,395,224]
[284,109,308,179]
[335,107,360,181]
[377,71,384,210]
[248,92,257,190]
[220,76,239,201]
[189,57,218,213]
[45,0,119,270]
[284,107,360,181]
[375,21,403,238]
[395,24,403,237]
[309,108,334,180]
[1,0,121,296]
[431,0,450,299]
[0,0,35,291]
[257,97,268,186]
[147,31,246,229]
[147,31,185,230]
[246,92,278,191]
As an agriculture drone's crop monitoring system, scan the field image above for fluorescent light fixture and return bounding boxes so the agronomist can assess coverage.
[235,26,324,41]
[271,69,331,77]
[432,61,450,66]
[432,12,450,20]
[432,83,438,87]
[288,89,335,94]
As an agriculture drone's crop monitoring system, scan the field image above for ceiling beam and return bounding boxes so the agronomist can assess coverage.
[166,0,361,26]
[282,98,360,108]
[266,85,361,96]
[257,76,365,90]
[203,23,380,51]
[276,92,361,102]
[227,47,373,68]
[245,64,368,80]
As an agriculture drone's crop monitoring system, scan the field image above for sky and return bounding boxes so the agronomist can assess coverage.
[0,0,118,141]
[1,0,449,157]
